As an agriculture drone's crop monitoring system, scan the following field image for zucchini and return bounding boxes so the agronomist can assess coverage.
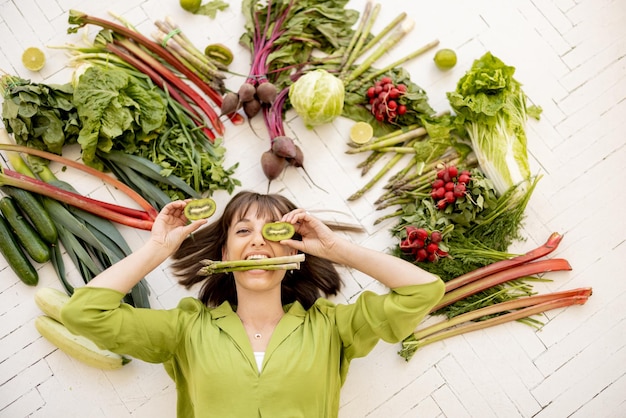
[0,213,38,286]
[0,196,51,263]
[34,286,70,323]
[35,315,131,370]
[0,186,58,244]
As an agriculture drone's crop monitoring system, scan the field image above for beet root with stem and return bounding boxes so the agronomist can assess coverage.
[287,145,328,193]
[261,150,287,192]
[220,92,240,116]
[271,136,297,159]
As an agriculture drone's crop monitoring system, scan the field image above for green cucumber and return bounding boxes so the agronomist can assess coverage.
[0,186,58,244]
[0,196,51,263]
[0,213,38,286]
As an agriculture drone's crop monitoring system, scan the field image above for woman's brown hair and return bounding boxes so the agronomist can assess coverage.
[169,191,342,309]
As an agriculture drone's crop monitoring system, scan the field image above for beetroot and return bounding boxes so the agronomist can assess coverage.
[243,99,262,118]
[238,81,256,103]
[220,92,240,116]
[271,136,297,159]
[261,150,287,182]
[256,80,278,104]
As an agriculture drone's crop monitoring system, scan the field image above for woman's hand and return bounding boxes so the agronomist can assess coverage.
[149,200,207,255]
[280,208,341,260]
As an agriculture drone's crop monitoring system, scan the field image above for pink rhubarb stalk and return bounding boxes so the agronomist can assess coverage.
[0,168,153,230]
[0,144,158,220]
[416,287,592,340]
[431,258,572,313]
[406,291,591,351]
[444,232,564,292]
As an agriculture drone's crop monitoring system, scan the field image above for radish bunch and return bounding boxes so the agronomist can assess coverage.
[365,76,407,123]
[431,165,471,210]
[400,226,448,262]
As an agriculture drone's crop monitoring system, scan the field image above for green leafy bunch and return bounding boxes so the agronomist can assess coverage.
[73,65,167,170]
[1,74,80,155]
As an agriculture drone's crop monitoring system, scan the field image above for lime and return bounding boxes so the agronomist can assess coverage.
[350,121,373,144]
[180,0,201,13]
[434,48,457,70]
[21,47,46,71]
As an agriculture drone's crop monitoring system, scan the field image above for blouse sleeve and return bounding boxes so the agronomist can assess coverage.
[334,278,445,361]
[60,286,202,364]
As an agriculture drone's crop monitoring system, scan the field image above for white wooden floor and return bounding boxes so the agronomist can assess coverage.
[1,0,624,417]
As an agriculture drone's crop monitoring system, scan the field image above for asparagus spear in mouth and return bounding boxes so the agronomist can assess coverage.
[198,254,305,275]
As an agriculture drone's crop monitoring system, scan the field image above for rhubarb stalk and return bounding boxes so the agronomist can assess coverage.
[444,232,564,293]
[0,143,158,220]
[0,168,154,230]
[399,288,592,361]
[430,258,572,313]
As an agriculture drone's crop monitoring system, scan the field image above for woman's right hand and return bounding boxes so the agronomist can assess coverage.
[149,200,207,254]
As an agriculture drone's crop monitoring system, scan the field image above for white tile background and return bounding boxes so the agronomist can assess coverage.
[0,0,624,416]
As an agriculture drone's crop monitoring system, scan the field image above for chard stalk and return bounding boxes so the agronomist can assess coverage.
[198,254,305,275]
[431,258,572,313]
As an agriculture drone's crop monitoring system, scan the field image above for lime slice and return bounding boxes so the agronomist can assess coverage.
[22,47,46,72]
[350,121,373,144]
[434,48,457,70]
[180,0,201,13]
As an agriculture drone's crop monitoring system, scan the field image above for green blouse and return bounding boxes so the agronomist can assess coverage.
[61,280,444,418]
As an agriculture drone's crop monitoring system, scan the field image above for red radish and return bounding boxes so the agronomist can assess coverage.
[430,231,442,243]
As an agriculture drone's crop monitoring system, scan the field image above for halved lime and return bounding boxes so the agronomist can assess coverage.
[22,47,46,72]
[350,121,373,144]
[434,48,457,70]
[180,0,201,13]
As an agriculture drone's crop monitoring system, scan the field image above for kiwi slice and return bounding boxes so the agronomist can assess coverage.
[262,222,295,241]
[184,198,216,220]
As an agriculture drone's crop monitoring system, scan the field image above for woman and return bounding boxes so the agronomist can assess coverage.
[61,191,444,417]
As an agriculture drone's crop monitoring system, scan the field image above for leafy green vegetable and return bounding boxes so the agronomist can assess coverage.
[1,74,80,155]
[447,52,542,196]
[73,65,167,170]
[289,69,345,128]
[195,0,229,18]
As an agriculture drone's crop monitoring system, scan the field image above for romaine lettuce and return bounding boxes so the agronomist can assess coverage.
[447,52,542,196]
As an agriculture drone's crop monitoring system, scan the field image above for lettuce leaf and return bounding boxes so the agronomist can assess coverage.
[447,52,542,196]
[73,65,166,170]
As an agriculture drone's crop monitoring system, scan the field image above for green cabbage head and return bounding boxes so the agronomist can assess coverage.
[289,69,345,129]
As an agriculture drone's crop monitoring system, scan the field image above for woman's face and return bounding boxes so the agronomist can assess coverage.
[222,204,296,293]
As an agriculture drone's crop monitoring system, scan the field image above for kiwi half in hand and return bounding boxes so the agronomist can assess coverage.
[262,222,295,241]
[184,198,217,220]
